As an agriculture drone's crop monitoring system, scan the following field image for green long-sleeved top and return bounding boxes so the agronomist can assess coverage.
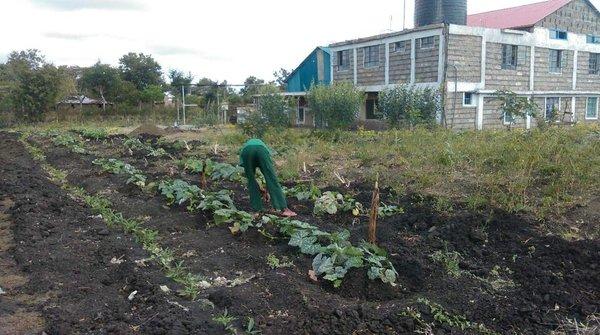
[239,139,275,166]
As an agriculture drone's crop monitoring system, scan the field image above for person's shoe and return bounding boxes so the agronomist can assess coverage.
[281,208,297,217]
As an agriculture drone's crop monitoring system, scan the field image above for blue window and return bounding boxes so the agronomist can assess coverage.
[549,29,568,40]
[587,35,600,44]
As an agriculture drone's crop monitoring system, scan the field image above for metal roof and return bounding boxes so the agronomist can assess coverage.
[466,0,581,29]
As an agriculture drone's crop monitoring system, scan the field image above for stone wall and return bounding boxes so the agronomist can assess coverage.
[332,49,354,83]
[536,0,600,36]
[534,47,574,91]
[485,43,531,90]
[577,51,600,90]
[389,40,412,84]
[447,34,482,82]
[445,91,477,130]
[415,36,440,83]
[357,45,385,86]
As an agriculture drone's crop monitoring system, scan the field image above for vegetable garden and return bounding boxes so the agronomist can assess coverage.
[0,127,598,334]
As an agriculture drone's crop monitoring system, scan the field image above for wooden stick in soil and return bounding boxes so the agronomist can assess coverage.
[200,166,207,189]
[368,175,380,244]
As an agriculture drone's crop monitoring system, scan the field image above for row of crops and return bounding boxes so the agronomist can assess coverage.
[40,130,404,291]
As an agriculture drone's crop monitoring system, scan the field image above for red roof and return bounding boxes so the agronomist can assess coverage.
[467,0,572,29]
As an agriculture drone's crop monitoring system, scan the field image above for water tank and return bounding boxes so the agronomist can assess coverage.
[414,0,467,27]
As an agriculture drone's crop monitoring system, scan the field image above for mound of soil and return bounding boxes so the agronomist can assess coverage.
[0,132,218,334]
[128,124,166,137]
[16,132,600,334]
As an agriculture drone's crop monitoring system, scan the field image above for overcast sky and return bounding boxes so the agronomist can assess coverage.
[1,0,599,84]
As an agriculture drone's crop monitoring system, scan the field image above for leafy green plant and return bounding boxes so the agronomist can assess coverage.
[416,298,498,334]
[213,309,237,333]
[245,317,262,335]
[266,253,294,269]
[214,209,255,234]
[158,179,202,207]
[124,137,169,158]
[284,184,322,201]
[52,133,86,154]
[92,158,147,187]
[361,242,399,286]
[378,203,404,217]
[430,247,463,278]
[78,128,109,141]
[313,191,363,216]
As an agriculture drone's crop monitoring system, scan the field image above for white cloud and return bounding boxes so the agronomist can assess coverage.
[1,0,598,84]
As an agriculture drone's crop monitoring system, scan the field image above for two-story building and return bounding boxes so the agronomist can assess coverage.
[288,0,600,130]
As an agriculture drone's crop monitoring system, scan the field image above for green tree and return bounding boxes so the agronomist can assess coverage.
[494,89,538,130]
[273,68,290,90]
[240,76,265,102]
[140,84,164,105]
[306,82,363,129]
[80,62,121,110]
[169,69,193,95]
[118,52,163,91]
[4,49,74,120]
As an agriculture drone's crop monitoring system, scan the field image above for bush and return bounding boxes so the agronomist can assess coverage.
[257,85,291,127]
[240,111,269,138]
[307,83,363,129]
[379,85,440,128]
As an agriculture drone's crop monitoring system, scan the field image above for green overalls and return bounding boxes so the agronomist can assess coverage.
[239,139,287,211]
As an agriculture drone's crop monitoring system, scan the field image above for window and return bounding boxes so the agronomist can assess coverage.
[337,50,350,70]
[463,93,475,107]
[363,46,380,68]
[586,97,598,119]
[297,107,305,124]
[590,53,600,75]
[586,35,600,44]
[419,36,435,49]
[392,41,407,53]
[549,49,563,73]
[502,44,519,70]
[545,97,560,119]
[549,29,568,40]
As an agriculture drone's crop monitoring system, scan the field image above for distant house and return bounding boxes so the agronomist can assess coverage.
[284,47,331,126]
[57,95,109,109]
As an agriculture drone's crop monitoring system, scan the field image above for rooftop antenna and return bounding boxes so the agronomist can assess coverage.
[389,15,393,31]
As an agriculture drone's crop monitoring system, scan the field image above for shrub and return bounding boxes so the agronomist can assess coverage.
[240,111,269,138]
[493,90,538,129]
[257,85,291,127]
[307,82,363,129]
[379,85,440,128]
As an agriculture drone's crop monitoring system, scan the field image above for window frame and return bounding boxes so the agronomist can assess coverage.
[462,92,476,107]
[501,44,519,70]
[589,53,600,75]
[549,29,568,40]
[418,36,435,49]
[549,49,563,74]
[392,41,408,53]
[363,45,380,68]
[337,50,350,71]
[586,35,600,44]
[545,97,561,120]
[586,97,599,120]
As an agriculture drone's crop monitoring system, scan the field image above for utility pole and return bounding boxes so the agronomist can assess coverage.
[181,85,186,125]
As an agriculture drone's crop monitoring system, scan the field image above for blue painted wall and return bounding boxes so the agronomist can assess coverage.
[285,47,331,93]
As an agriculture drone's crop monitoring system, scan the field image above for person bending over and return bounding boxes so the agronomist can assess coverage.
[239,138,297,217]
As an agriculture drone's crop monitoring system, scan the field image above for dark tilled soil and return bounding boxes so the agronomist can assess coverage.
[12,132,600,334]
[0,132,220,334]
